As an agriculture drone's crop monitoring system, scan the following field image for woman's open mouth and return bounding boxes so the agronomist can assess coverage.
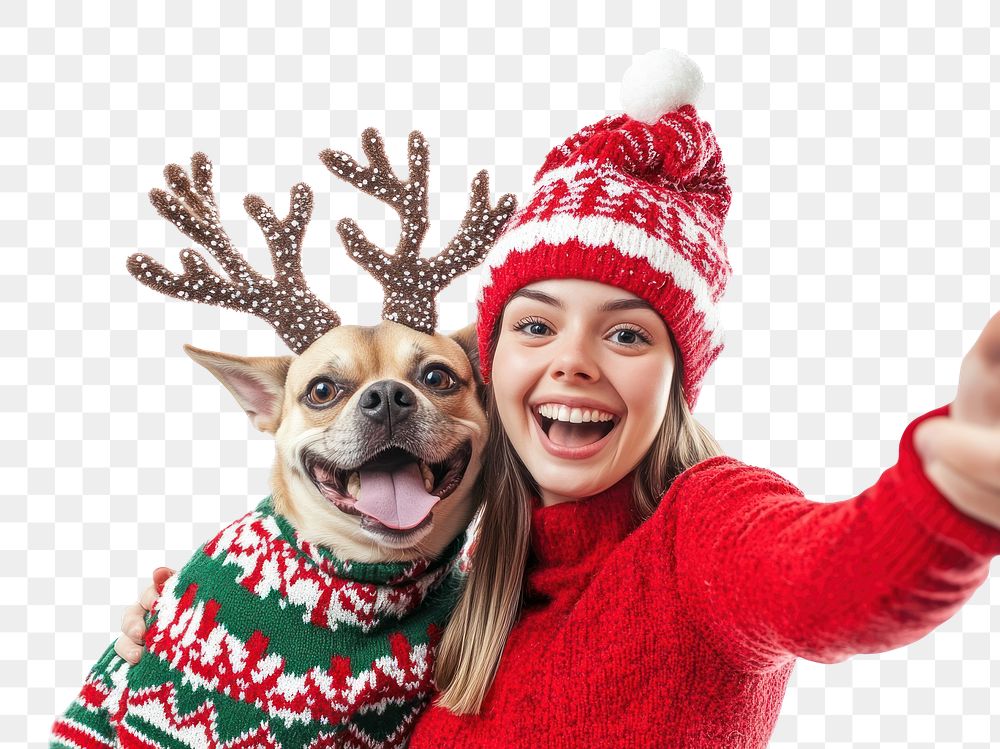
[303,442,472,532]
[531,402,621,459]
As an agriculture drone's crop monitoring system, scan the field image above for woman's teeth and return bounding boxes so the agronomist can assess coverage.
[536,403,616,424]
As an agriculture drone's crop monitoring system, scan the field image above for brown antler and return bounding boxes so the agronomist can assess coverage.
[127,153,339,353]
[319,128,517,333]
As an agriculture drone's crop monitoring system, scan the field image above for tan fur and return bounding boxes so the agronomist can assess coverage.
[187,320,487,564]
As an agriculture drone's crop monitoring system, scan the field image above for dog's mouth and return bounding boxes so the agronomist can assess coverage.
[304,442,473,533]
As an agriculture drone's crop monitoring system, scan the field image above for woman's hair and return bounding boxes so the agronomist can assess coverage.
[433,323,724,714]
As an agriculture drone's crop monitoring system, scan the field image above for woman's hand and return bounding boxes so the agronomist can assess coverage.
[114,567,173,665]
[914,309,1000,530]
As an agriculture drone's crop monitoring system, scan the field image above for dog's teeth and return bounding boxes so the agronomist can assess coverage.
[420,462,435,492]
[347,472,361,498]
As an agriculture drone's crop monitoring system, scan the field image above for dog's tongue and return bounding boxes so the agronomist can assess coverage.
[354,462,439,530]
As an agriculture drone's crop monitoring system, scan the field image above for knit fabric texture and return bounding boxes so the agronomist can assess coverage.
[51,497,465,749]
[476,104,732,411]
[407,404,1000,748]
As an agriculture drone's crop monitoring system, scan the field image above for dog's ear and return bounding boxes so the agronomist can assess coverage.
[449,322,485,400]
[183,344,293,434]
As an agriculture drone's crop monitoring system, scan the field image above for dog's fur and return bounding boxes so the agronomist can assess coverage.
[188,320,487,562]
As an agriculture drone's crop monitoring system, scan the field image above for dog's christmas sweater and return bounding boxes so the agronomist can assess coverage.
[407,404,1000,748]
[51,497,465,749]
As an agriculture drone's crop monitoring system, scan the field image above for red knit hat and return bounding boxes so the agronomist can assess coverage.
[476,50,731,411]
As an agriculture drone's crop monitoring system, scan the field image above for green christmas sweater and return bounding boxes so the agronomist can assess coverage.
[51,497,466,749]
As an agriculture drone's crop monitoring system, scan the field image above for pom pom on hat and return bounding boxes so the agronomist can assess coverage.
[621,49,704,124]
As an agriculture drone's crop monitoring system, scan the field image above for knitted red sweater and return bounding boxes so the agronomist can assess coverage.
[407,405,1000,748]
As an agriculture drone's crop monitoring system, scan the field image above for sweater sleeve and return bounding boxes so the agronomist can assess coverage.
[50,641,125,748]
[672,404,1000,672]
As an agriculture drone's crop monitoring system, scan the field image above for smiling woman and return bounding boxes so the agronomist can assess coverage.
[406,50,1000,748]
[430,266,728,722]
[428,50,738,723]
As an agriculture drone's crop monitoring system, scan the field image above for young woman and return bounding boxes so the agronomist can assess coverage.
[115,50,1000,747]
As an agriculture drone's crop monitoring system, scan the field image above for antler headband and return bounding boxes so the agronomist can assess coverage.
[321,128,517,333]
[128,129,517,351]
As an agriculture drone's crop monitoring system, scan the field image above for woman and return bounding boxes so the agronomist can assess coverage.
[115,50,1000,747]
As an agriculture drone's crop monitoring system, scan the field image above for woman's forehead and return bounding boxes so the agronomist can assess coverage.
[518,278,644,302]
[507,281,659,315]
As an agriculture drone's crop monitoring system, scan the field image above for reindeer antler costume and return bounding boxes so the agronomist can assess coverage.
[127,128,517,345]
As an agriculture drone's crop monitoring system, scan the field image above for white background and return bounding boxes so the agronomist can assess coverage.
[2,2,998,747]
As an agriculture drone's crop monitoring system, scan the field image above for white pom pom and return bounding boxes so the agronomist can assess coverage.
[621,49,704,124]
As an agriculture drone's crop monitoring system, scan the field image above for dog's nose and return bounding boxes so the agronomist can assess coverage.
[358,380,417,428]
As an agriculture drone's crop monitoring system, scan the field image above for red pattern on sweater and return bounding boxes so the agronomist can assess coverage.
[407,405,1000,748]
[141,581,438,727]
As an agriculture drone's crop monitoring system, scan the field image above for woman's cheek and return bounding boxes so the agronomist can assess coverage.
[490,339,535,423]
[617,354,673,428]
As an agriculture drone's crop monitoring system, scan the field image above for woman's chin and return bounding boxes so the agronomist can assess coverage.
[533,468,629,506]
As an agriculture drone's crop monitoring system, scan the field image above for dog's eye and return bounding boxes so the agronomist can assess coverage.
[421,368,455,390]
[307,380,339,406]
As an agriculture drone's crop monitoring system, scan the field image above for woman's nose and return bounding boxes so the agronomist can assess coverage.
[548,333,601,383]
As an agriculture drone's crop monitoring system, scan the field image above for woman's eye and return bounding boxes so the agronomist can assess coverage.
[422,368,455,390]
[608,326,650,346]
[307,380,339,405]
[514,317,552,336]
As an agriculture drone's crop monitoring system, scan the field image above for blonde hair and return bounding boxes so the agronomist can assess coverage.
[434,331,723,714]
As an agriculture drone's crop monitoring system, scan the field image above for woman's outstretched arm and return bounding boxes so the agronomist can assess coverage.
[670,404,1000,673]
[671,309,1000,671]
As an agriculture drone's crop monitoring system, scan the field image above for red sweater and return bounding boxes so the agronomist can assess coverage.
[407,405,1000,748]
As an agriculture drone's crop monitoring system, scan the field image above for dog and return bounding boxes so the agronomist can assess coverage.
[51,129,515,749]
[185,321,487,564]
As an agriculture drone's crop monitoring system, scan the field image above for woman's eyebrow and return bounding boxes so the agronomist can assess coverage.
[598,298,656,313]
[509,289,564,308]
[508,290,654,313]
